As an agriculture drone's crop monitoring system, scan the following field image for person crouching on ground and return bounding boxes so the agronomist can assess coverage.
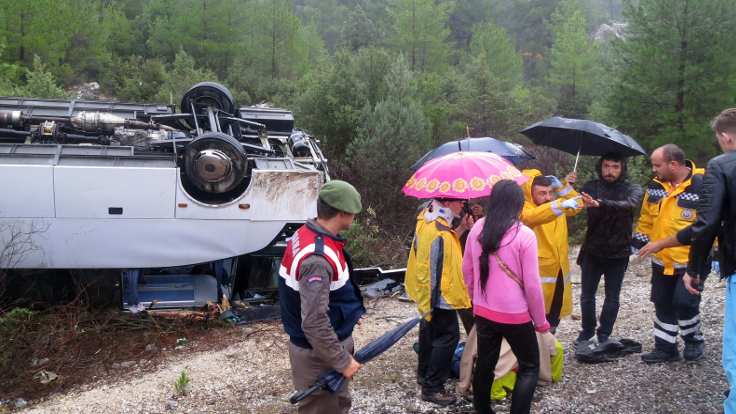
[405,197,473,406]
[279,180,365,414]
[462,179,550,414]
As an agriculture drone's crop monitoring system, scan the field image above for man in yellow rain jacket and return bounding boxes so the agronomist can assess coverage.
[633,144,706,363]
[405,198,472,406]
[521,169,584,330]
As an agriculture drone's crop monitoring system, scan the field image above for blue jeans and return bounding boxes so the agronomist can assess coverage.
[725,275,736,414]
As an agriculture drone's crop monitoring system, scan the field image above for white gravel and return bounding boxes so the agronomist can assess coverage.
[17,254,729,414]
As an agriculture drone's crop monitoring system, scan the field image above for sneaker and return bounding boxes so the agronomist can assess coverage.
[683,341,705,361]
[597,334,609,344]
[641,349,681,364]
[421,390,456,406]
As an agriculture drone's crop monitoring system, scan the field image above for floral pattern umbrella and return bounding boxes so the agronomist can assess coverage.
[402,151,528,199]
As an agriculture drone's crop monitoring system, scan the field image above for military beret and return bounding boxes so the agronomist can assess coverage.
[319,180,362,214]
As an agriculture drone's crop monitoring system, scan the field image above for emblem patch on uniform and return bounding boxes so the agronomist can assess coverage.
[681,209,693,219]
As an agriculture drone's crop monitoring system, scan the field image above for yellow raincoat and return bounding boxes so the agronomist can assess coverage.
[520,169,582,318]
[633,161,704,275]
[405,208,471,321]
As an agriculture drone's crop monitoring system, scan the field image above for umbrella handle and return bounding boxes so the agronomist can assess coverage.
[289,382,325,404]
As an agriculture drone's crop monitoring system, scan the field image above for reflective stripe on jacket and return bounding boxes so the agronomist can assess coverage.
[405,209,471,320]
[633,161,704,275]
[520,169,582,317]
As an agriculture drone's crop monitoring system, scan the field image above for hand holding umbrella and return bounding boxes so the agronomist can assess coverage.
[580,192,600,208]
[289,316,421,404]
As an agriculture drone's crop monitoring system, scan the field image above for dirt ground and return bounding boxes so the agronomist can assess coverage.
[4,254,729,414]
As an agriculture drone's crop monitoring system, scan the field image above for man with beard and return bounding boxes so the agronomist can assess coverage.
[633,144,706,363]
[576,153,644,345]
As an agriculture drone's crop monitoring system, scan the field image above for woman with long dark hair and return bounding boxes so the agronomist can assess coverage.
[462,179,549,414]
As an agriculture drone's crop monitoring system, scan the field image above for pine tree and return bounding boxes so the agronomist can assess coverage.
[607,0,736,159]
[346,56,431,223]
[460,23,551,138]
[547,0,598,118]
[389,0,452,73]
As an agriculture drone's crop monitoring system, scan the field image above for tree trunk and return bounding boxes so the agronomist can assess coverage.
[19,9,26,63]
[202,0,208,40]
[271,1,277,79]
[675,0,689,136]
[411,0,416,72]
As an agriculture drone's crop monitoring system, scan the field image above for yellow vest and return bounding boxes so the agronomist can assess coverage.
[520,169,582,318]
[405,209,471,321]
[634,161,704,275]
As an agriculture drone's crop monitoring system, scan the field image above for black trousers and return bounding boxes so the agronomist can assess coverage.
[579,254,629,340]
[473,317,539,414]
[418,308,460,393]
[650,264,703,352]
[546,271,564,328]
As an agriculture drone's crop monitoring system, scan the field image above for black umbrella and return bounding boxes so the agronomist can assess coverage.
[520,117,647,171]
[289,316,421,404]
[410,137,534,171]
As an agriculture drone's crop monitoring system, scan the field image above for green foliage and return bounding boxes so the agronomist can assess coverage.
[388,0,452,73]
[346,56,432,225]
[0,0,726,257]
[16,56,67,98]
[468,23,524,90]
[460,23,554,140]
[0,307,35,371]
[105,56,167,102]
[547,0,598,117]
[416,69,467,146]
[344,208,381,266]
[173,370,191,396]
[484,0,561,81]
[294,51,370,165]
[154,50,217,104]
[606,0,736,161]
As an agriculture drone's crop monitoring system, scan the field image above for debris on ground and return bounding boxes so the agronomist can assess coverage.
[29,358,49,368]
[165,399,178,410]
[174,338,188,350]
[362,278,402,298]
[32,371,58,385]
[12,255,731,413]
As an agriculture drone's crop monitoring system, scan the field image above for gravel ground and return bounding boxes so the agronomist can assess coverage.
[17,255,728,414]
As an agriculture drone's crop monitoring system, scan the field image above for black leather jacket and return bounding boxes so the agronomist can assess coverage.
[580,158,644,259]
[687,151,736,279]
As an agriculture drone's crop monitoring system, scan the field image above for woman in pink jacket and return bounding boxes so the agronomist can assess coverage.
[462,179,550,414]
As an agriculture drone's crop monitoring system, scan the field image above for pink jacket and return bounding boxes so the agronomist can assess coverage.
[462,218,550,332]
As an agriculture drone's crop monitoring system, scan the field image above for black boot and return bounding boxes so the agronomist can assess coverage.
[422,389,456,406]
[641,348,680,363]
[683,341,705,361]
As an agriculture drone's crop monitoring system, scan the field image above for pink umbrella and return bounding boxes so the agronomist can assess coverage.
[402,151,528,199]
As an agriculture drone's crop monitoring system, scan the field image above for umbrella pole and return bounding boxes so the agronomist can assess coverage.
[573,148,581,174]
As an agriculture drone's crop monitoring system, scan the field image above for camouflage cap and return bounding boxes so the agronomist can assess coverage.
[319,180,362,214]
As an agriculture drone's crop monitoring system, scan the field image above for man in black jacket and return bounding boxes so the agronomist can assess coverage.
[575,153,644,344]
[683,108,736,412]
